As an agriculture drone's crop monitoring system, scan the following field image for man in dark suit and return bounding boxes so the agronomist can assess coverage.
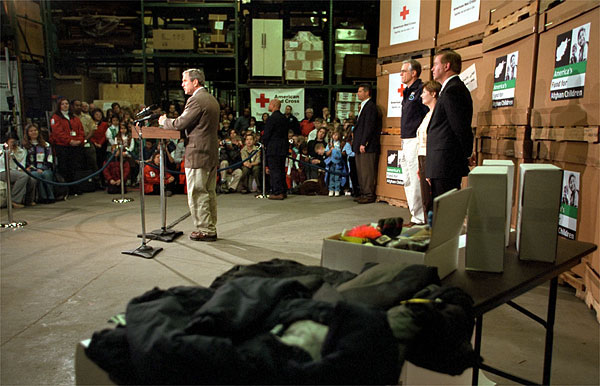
[262,98,288,200]
[352,83,380,204]
[425,49,473,200]
[159,69,220,241]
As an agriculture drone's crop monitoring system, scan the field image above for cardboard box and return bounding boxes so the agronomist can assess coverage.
[437,0,497,47]
[516,164,563,262]
[376,56,432,129]
[337,92,356,102]
[153,29,196,50]
[482,159,515,246]
[335,28,368,41]
[537,0,598,33]
[343,55,376,79]
[532,149,600,275]
[378,0,438,57]
[476,138,533,159]
[210,34,225,43]
[585,262,600,303]
[99,84,145,107]
[531,7,599,127]
[321,188,472,279]
[466,166,508,272]
[482,1,539,52]
[376,135,406,203]
[477,33,538,126]
[456,43,484,127]
[54,75,98,102]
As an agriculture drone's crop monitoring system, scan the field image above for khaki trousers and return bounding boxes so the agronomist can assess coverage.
[185,166,217,235]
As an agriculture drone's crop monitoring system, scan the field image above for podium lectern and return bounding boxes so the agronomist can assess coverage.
[132,126,184,242]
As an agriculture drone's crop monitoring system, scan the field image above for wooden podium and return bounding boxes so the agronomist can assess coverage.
[131,126,182,140]
[133,125,184,242]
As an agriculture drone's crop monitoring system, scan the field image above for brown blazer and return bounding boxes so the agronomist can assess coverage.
[163,88,220,169]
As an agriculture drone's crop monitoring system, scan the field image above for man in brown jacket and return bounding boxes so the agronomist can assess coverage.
[159,69,220,241]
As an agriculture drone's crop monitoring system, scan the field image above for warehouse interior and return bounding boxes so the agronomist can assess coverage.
[1,0,599,385]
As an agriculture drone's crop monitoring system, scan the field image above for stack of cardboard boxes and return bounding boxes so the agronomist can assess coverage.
[284,32,324,82]
[335,92,360,120]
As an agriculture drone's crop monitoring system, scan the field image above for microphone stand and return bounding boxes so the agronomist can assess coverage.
[255,142,267,199]
[142,139,183,242]
[122,119,162,259]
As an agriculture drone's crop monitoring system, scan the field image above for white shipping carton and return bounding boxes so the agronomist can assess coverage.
[466,166,508,272]
[516,164,563,262]
[321,188,472,279]
[482,159,515,246]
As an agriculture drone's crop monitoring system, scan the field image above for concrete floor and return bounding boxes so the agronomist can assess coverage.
[1,191,598,385]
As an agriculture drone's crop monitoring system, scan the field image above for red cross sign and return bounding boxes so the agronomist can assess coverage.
[398,84,405,97]
[255,93,270,108]
[400,5,409,20]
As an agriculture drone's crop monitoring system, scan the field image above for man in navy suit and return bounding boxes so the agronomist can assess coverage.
[425,49,473,200]
[262,98,289,200]
[352,83,381,204]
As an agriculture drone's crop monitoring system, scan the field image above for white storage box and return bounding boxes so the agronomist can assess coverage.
[466,166,508,272]
[321,188,472,279]
[482,159,515,246]
[516,164,563,262]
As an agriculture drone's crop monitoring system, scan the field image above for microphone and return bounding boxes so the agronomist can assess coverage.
[135,104,157,118]
[134,113,161,123]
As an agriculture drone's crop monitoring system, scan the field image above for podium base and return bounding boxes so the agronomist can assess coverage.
[122,244,162,259]
[138,228,183,242]
[1,221,28,228]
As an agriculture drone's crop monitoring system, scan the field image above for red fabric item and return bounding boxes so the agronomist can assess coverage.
[102,159,130,184]
[346,224,382,239]
[179,159,187,194]
[50,113,84,146]
[90,121,108,146]
[299,119,315,137]
[143,163,174,193]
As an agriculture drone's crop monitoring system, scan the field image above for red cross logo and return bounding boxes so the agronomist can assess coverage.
[400,5,409,20]
[255,93,270,108]
[398,84,405,97]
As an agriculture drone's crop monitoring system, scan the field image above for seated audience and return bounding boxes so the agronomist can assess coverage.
[102,147,130,194]
[22,124,55,203]
[1,132,36,207]
[218,138,242,193]
[144,151,175,196]
[239,133,261,194]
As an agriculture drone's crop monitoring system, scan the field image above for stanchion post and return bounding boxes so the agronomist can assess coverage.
[1,144,27,228]
[112,144,133,204]
[256,143,267,199]
[122,123,162,258]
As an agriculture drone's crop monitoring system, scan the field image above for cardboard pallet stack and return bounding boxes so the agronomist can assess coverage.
[335,92,361,120]
[284,32,324,83]
[529,0,599,317]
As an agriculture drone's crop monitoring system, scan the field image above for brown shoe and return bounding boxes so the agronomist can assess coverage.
[268,194,285,200]
[353,196,363,202]
[189,231,217,242]
[12,202,24,209]
[357,196,376,204]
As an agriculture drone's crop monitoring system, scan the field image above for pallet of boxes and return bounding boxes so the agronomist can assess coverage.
[284,32,324,84]
[530,0,599,321]
[374,0,438,207]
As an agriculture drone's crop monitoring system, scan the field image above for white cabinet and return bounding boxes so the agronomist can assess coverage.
[252,19,283,77]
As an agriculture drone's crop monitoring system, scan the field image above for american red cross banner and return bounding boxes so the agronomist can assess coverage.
[250,88,304,120]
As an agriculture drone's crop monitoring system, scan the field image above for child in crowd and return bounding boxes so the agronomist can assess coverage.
[144,151,175,196]
[342,132,357,196]
[22,123,55,203]
[105,115,120,154]
[102,147,130,194]
[325,129,344,197]
[239,133,261,194]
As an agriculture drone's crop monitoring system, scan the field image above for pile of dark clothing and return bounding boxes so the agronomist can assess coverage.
[86,259,477,384]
